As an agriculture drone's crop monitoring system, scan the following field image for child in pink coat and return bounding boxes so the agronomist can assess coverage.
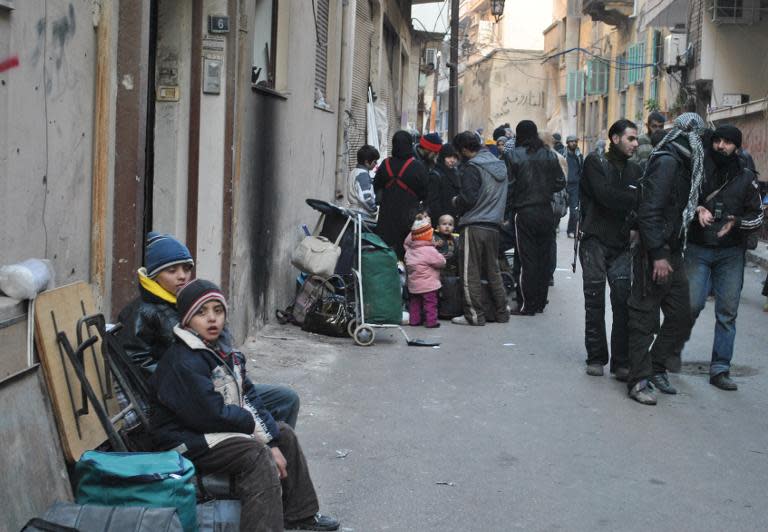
[404,209,446,327]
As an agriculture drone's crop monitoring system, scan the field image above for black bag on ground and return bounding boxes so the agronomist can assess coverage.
[438,275,463,319]
[301,276,350,337]
[21,502,183,532]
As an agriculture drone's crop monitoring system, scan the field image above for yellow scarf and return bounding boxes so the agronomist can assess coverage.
[137,267,177,305]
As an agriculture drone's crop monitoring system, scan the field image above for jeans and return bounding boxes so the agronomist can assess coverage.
[685,243,746,376]
[252,384,301,429]
[579,237,631,371]
[566,182,579,235]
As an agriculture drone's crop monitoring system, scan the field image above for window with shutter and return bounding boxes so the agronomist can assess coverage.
[567,71,584,102]
[628,42,646,85]
[314,0,330,107]
[252,0,279,90]
[615,52,626,91]
[586,59,609,95]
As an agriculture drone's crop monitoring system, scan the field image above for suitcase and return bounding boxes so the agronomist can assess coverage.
[438,275,463,319]
[21,502,183,532]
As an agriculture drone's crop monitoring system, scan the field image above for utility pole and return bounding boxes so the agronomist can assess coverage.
[448,0,459,140]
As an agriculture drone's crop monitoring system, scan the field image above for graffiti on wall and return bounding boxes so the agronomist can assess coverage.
[492,91,545,121]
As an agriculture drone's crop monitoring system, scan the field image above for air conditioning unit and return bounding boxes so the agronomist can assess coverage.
[711,0,760,25]
[721,93,749,106]
[424,48,437,68]
[663,33,687,67]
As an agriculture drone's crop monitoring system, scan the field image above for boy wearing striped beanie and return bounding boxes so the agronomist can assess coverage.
[151,279,340,531]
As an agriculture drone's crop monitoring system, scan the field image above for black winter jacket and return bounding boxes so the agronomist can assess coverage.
[505,146,565,213]
[687,152,763,248]
[116,270,181,373]
[637,141,693,261]
[427,162,461,223]
[580,146,640,249]
[117,268,236,374]
[373,156,429,258]
[149,326,280,459]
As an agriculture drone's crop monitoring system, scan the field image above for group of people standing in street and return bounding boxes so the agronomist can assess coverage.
[356,109,764,407]
[574,112,763,405]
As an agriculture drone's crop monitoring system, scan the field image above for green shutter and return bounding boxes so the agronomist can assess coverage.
[567,71,585,102]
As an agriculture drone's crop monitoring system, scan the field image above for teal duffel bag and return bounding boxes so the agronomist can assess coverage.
[74,450,198,532]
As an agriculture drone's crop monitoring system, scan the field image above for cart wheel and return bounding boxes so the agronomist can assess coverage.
[353,325,375,346]
[346,319,358,338]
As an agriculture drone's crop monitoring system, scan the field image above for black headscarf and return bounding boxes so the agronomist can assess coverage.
[391,130,415,160]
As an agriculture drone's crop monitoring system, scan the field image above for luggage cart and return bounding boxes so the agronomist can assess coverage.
[346,212,439,348]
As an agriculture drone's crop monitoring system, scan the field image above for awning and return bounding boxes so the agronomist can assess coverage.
[638,0,689,31]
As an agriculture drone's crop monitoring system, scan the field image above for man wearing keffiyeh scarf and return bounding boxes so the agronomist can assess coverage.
[625,112,706,406]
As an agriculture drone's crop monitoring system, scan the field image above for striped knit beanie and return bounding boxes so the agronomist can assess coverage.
[411,217,434,242]
[177,279,228,327]
[420,132,443,153]
[145,232,194,278]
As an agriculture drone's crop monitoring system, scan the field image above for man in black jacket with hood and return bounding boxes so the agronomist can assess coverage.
[626,113,707,405]
[505,120,566,315]
[683,125,763,391]
[579,119,640,380]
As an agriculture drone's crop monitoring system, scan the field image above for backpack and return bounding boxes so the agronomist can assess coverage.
[552,188,568,218]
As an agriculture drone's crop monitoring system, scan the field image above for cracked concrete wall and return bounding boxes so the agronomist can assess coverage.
[0,1,95,286]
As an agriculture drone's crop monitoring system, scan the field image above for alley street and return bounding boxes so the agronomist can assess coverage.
[244,232,768,532]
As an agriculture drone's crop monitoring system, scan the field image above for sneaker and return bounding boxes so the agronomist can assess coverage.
[649,372,677,394]
[451,316,484,326]
[285,513,340,531]
[612,367,630,382]
[425,322,441,328]
[628,380,657,405]
[710,372,738,391]
[567,232,575,239]
[586,364,604,377]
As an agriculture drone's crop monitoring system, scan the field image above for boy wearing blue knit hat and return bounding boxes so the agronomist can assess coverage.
[117,232,301,428]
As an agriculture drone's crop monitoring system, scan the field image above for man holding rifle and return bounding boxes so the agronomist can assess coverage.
[577,119,641,380]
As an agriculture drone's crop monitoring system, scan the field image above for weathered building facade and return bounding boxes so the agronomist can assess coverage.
[0,0,436,527]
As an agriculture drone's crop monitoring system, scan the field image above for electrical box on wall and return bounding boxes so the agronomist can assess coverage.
[721,93,749,106]
[203,58,222,94]
[663,33,687,67]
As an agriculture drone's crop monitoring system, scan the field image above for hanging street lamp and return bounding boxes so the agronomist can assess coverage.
[491,0,506,23]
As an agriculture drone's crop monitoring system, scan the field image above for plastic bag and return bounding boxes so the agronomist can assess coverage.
[0,258,55,300]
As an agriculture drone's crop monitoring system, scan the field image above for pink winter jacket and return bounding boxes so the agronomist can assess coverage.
[404,234,446,294]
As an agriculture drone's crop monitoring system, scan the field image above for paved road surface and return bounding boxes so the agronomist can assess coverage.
[245,232,768,532]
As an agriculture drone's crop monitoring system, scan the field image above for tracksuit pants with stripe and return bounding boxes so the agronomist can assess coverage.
[460,224,509,325]
[514,206,555,314]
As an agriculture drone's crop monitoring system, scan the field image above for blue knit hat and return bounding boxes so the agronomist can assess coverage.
[145,232,194,278]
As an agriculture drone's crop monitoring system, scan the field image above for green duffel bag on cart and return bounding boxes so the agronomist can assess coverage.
[360,232,402,325]
[74,450,198,532]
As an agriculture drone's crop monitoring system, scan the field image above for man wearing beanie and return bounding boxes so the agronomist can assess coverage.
[117,232,301,429]
[450,131,510,326]
[681,124,763,391]
[415,132,443,170]
[505,120,565,316]
[150,279,340,531]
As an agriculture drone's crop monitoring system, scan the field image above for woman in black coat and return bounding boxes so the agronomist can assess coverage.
[427,143,461,225]
[374,130,430,258]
